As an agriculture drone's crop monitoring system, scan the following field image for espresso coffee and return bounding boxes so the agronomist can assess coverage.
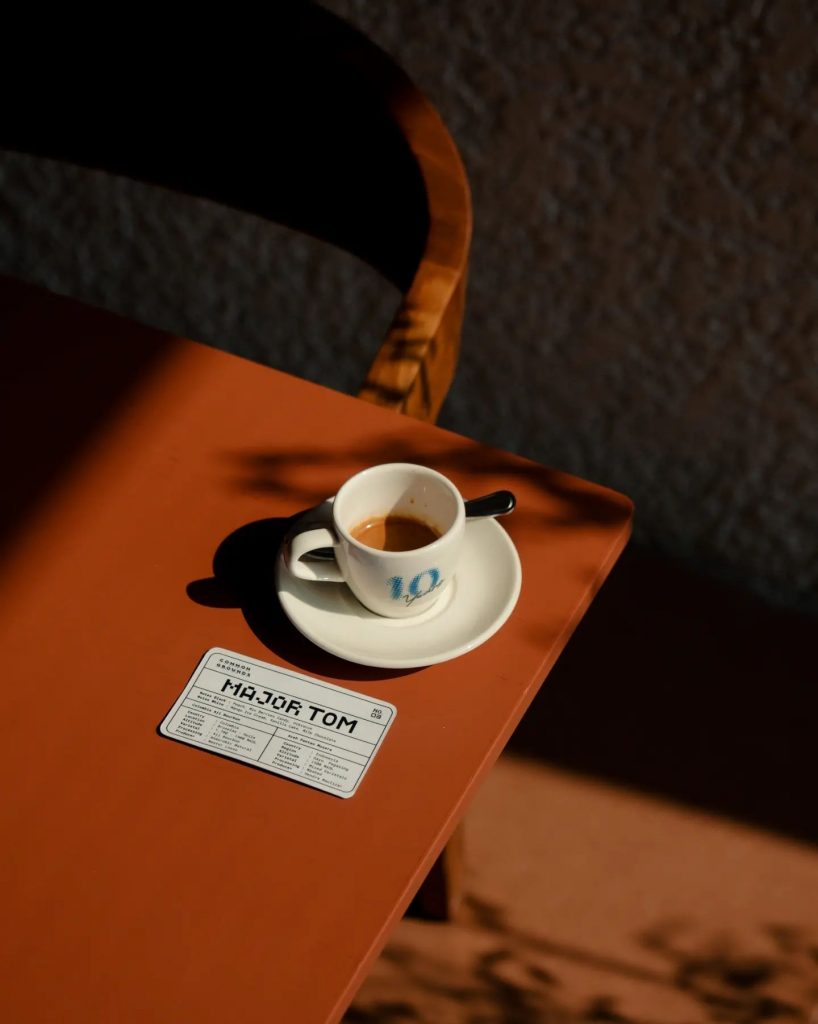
[351,514,441,552]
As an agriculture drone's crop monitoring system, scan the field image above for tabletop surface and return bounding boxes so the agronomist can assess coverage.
[0,276,632,1024]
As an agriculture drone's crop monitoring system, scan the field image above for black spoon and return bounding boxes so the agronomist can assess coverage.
[461,489,516,520]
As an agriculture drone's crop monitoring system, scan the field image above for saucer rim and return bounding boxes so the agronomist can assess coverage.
[275,519,522,669]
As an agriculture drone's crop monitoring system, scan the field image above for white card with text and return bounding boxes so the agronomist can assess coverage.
[160,648,396,798]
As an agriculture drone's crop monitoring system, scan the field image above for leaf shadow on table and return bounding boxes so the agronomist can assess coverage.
[186,515,416,682]
[221,435,631,534]
[189,435,630,684]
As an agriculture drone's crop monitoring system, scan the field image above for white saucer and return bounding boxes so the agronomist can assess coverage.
[275,518,522,669]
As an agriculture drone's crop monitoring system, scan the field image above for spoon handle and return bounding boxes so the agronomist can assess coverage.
[464,490,516,520]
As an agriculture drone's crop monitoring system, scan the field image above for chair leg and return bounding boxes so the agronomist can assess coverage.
[408,823,465,921]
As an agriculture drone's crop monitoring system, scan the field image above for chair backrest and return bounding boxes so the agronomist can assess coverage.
[1,4,471,423]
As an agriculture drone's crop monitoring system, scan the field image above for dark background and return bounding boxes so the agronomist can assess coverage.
[2,0,816,614]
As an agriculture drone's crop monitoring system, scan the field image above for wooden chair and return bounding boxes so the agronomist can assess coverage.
[1,4,471,917]
[1,3,471,423]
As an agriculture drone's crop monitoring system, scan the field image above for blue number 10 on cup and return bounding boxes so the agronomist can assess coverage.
[284,463,465,618]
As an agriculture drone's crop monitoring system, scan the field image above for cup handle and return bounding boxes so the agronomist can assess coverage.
[285,526,345,583]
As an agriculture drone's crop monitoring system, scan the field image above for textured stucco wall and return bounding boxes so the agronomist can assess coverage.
[2,0,817,610]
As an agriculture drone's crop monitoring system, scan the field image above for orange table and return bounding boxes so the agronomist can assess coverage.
[0,277,632,1023]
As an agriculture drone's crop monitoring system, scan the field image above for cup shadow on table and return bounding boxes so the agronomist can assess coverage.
[186,515,417,683]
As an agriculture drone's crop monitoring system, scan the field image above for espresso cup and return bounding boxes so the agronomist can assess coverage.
[284,463,465,618]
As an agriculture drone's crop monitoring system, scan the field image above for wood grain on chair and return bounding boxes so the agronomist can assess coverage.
[355,83,472,423]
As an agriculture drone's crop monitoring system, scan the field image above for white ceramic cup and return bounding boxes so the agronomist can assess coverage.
[283,463,465,618]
